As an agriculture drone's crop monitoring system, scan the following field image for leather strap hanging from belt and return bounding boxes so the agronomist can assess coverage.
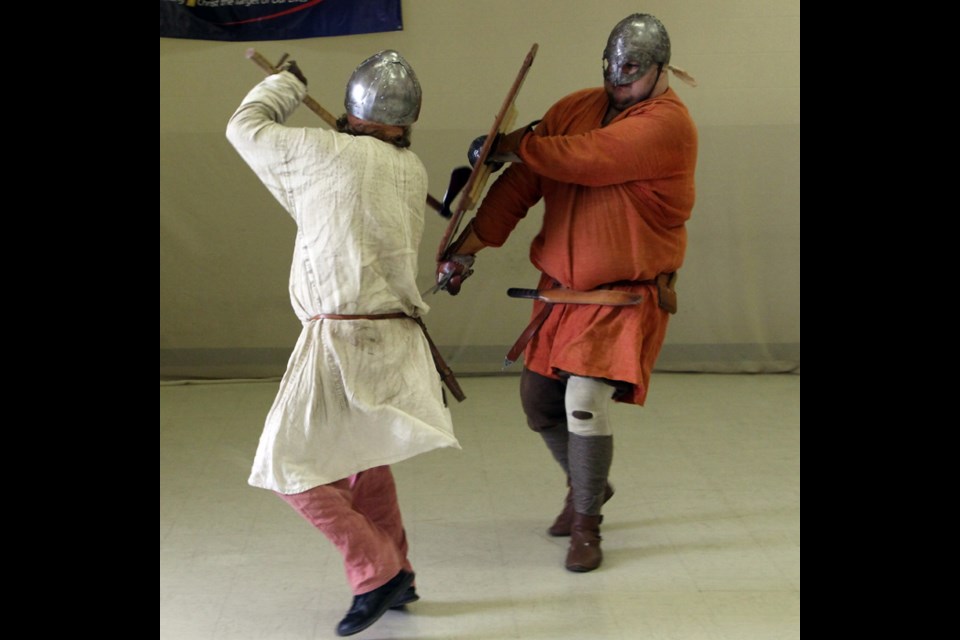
[311,312,466,402]
[503,303,553,368]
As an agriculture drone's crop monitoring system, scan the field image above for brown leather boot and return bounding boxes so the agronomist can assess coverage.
[565,513,603,572]
[548,483,615,537]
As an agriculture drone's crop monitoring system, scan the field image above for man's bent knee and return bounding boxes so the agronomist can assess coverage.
[566,376,614,437]
[521,368,567,432]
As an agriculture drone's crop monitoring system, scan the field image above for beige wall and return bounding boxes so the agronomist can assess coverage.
[160,0,800,378]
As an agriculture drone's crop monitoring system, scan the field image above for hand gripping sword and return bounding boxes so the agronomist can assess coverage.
[245,49,444,213]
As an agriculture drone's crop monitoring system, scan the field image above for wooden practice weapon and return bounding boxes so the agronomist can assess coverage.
[434,43,539,265]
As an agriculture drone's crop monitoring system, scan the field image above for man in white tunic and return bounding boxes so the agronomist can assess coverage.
[226,50,460,637]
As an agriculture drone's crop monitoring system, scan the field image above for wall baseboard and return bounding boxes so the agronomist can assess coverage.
[160,343,800,380]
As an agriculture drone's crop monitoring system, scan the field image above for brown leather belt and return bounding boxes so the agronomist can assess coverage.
[311,312,465,402]
[502,278,661,368]
[313,313,409,321]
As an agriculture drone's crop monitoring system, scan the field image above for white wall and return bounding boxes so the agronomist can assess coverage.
[160,0,800,378]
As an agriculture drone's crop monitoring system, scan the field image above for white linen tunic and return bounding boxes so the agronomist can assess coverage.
[227,72,459,494]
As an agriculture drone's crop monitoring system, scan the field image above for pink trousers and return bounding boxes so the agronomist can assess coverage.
[278,466,413,595]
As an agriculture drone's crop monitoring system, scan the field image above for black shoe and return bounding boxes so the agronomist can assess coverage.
[336,570,415,636]
[389,586,420,610]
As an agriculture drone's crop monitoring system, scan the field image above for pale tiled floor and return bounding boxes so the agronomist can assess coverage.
[160,373,800,640]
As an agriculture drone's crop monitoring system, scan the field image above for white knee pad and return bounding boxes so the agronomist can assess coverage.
[565,376,614,437]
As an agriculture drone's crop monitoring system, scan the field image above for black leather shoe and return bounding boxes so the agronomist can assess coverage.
[389,586,420,610]
[336,570,415,636]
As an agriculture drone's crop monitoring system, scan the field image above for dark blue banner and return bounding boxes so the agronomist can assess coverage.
[160,0,403,42]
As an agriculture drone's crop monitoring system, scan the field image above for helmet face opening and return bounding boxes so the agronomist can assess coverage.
[602,14,670,86]
[345,50,422,126]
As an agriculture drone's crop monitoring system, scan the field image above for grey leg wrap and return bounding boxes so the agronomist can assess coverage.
[539,425,570,476]
[568,433,613,516]
[520,368,570,475]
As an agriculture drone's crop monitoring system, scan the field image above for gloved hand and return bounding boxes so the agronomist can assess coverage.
[490,121,539,163]
[467,121,541,167]
[467,136,505,172]
[435,254,476,295]
[279,60,307,86]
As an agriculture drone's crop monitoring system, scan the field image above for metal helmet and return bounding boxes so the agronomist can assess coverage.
[602,14,671,85]
[344,50,422,126]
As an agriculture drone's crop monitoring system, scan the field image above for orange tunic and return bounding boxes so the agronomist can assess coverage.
[473,87,697,405]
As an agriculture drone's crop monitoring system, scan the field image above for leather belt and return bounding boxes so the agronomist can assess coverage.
[310,312,465,402]
[312,312,409,321]
[502,278,657,368]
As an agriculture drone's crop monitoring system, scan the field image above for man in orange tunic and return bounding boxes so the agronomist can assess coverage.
[440,13,697,572]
